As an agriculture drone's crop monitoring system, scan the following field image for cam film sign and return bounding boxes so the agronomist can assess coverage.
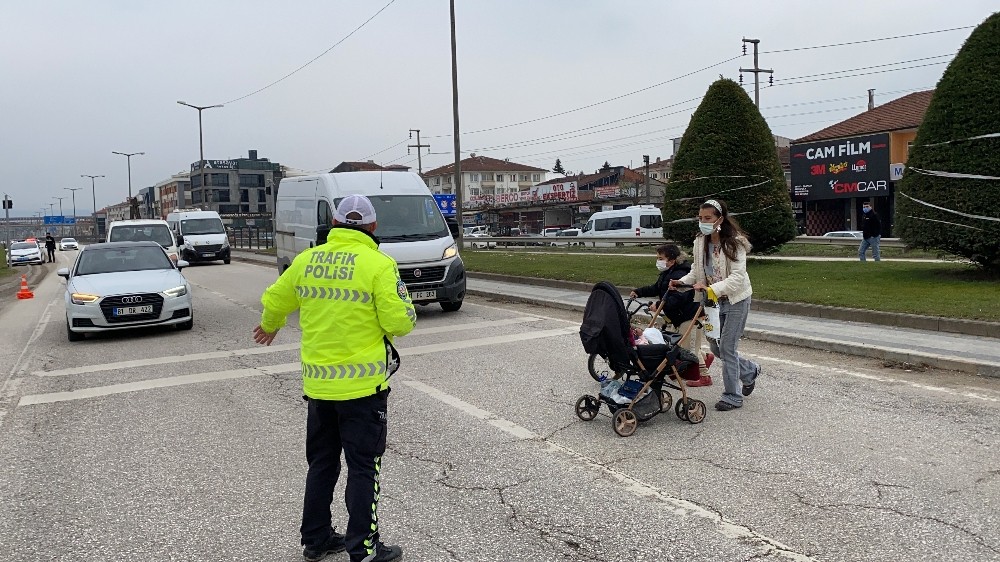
[790,133,890,200]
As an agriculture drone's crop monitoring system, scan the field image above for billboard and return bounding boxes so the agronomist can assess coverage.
[521,181,578,203]
[790,133,890,201]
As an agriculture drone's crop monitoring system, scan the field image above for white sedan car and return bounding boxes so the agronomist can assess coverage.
[58,241,193,341]
[59,237,79,250]
[6,241,45,266]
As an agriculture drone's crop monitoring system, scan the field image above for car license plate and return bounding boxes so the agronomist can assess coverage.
[409,290,437,301]
[201,252,215,257]
[114,305,154,316]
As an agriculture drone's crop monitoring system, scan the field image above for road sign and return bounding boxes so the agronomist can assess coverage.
[64,217,76,225]
[44,216,65,225]
[2,198,11,210]
[433,194,456,216]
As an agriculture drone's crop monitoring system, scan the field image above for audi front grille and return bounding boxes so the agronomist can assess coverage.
[99,293,165,324]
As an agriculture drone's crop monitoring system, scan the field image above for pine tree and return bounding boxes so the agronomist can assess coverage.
[600,161,612,172]
[553,159,566,175]
[662,79,797,253]
[895,13,1000,271]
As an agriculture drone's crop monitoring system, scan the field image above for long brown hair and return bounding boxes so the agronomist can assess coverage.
[700,199,750,261]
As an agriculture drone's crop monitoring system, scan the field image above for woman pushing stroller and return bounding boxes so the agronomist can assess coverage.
[629,244,713,387]
[670,199,761,412]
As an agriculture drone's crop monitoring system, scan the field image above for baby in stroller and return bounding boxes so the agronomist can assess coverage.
[578,281,708,437]
[629,244,713,387]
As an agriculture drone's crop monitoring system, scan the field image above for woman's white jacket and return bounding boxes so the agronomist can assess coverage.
[678,235,753,304]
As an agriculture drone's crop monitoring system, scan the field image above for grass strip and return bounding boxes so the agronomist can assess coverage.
[461,251,1000,322]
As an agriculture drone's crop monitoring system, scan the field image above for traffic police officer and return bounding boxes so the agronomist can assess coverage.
[253,194,415,562]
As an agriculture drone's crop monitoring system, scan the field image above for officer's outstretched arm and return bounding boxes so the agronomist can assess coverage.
[374,265,417,337]
[259,261,301,333]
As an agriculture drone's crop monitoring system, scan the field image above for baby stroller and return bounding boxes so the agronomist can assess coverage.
[577,281,708,437]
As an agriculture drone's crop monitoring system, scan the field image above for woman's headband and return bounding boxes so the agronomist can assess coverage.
[704,199,723,214]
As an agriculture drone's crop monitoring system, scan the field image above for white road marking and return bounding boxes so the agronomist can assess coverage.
[1,297,58,394]
[17,326,578,406]
[32,316,548,377]
[751,354,1000,403]
[401,378,815,561]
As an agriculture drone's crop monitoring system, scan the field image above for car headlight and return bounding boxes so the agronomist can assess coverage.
[442,243,458,260]
[71,293,100,305]
[164,285,188,297]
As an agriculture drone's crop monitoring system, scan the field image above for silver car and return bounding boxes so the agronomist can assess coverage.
[58,241,193,341]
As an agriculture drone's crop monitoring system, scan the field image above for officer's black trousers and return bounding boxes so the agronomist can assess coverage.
[300,390,389,559]
[46,249,55,262]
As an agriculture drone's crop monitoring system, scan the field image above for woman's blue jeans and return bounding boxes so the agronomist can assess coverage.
[706,297,759,407]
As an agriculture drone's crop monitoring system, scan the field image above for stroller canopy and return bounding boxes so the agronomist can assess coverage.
[579,281,634,371]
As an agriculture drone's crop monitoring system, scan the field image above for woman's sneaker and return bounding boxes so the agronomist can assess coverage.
[351,543,403,562]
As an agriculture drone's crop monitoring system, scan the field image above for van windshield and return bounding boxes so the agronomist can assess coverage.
[109,224,174,247]
[336,195,449,242]
[180,218,226,235]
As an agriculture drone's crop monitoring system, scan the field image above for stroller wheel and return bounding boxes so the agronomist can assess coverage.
[587,353,612,382]
[675,398,690,422]
[575,395,601,421]
[659,390,673,413]
[612,409,638,437]
[685,399,707,424]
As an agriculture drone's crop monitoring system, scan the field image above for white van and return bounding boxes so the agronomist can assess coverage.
[275,171,466,312]
[106,219,180,262]
[580,205,663,238]
[166,209,231,264]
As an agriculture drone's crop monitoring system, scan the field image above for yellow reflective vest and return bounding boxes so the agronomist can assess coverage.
[260,227,417,400]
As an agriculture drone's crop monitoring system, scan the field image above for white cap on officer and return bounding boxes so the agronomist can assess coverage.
[334,194,377,225]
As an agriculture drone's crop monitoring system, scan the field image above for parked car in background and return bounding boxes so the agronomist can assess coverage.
[7,241,45,266]
[59,237,79,251]
[822,231,863,239]
[58,241,193,341]
[550,228,582,246]
[541,227,563,237]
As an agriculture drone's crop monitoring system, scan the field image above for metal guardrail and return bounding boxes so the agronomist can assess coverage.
[461,235,905,249]
[228,227,273,250]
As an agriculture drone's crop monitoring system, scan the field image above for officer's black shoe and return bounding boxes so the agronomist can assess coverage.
[351,542,403,562]
[303,530,346,561]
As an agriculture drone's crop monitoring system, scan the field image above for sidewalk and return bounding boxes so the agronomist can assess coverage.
[466,277,1000,378]
[230,251,1000,377]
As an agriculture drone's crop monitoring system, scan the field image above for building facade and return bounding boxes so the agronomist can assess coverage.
[790,90,932,236]
[188,150,282,218]
[154,172,192,218]
[423,155,548,204]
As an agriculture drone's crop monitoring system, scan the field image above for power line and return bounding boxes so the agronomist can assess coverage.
[774,54,954,83]
[761,25,974,54]
[770,61,950,87]
[425,55,743,139]
[359,138,409,161]
[221,0,399,105]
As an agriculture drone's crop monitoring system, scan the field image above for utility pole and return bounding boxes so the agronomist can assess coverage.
[82,174,105,238]
[449,0,463,243]
[407,129,430,175]
[739,38,773,108]
[643,155,651,205]
[65,187,82,238]
[2,194,11,251]
[53,196,65,238]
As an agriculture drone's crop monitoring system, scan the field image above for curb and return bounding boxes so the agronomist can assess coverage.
[465,286,1000,378]
[467,272,1000,340]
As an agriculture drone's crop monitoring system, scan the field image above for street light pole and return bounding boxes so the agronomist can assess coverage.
[65,188,82,238]
[53,196,65,238]
[112,151,144,219]
[82,174,105,238]
[449,0,463,245]
[177,101,223,209]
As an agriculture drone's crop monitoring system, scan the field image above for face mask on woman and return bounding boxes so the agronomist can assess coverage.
[656,259,669,271]
[699,221,717,235]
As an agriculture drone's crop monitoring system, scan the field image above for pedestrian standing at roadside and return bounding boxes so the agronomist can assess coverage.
[629,243,713,386]
[859,202,881,262]
[44,233,56,263]
[670,199,761,412]
[253,194,416,562]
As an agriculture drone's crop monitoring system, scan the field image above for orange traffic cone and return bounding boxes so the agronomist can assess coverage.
[16,274,34,300]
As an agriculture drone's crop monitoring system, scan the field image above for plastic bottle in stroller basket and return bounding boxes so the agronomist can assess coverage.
[599,378,629,405]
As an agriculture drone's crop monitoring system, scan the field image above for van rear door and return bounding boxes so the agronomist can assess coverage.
[276,179,318,263]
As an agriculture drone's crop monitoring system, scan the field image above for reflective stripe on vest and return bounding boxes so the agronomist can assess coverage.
[296,285,372,304]
[302,361,387,380]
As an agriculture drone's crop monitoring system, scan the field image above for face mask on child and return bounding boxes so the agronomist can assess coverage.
[656,259,669,271]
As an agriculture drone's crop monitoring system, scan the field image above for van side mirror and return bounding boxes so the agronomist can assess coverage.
[445,216,460,237]
[176,235,184,245]
[316,225,332,245]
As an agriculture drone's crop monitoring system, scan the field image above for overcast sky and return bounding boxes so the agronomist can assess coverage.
[1,1,995,216]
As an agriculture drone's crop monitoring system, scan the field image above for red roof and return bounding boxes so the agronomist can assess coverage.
[422,155,548,177]
[795,90,934,143]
